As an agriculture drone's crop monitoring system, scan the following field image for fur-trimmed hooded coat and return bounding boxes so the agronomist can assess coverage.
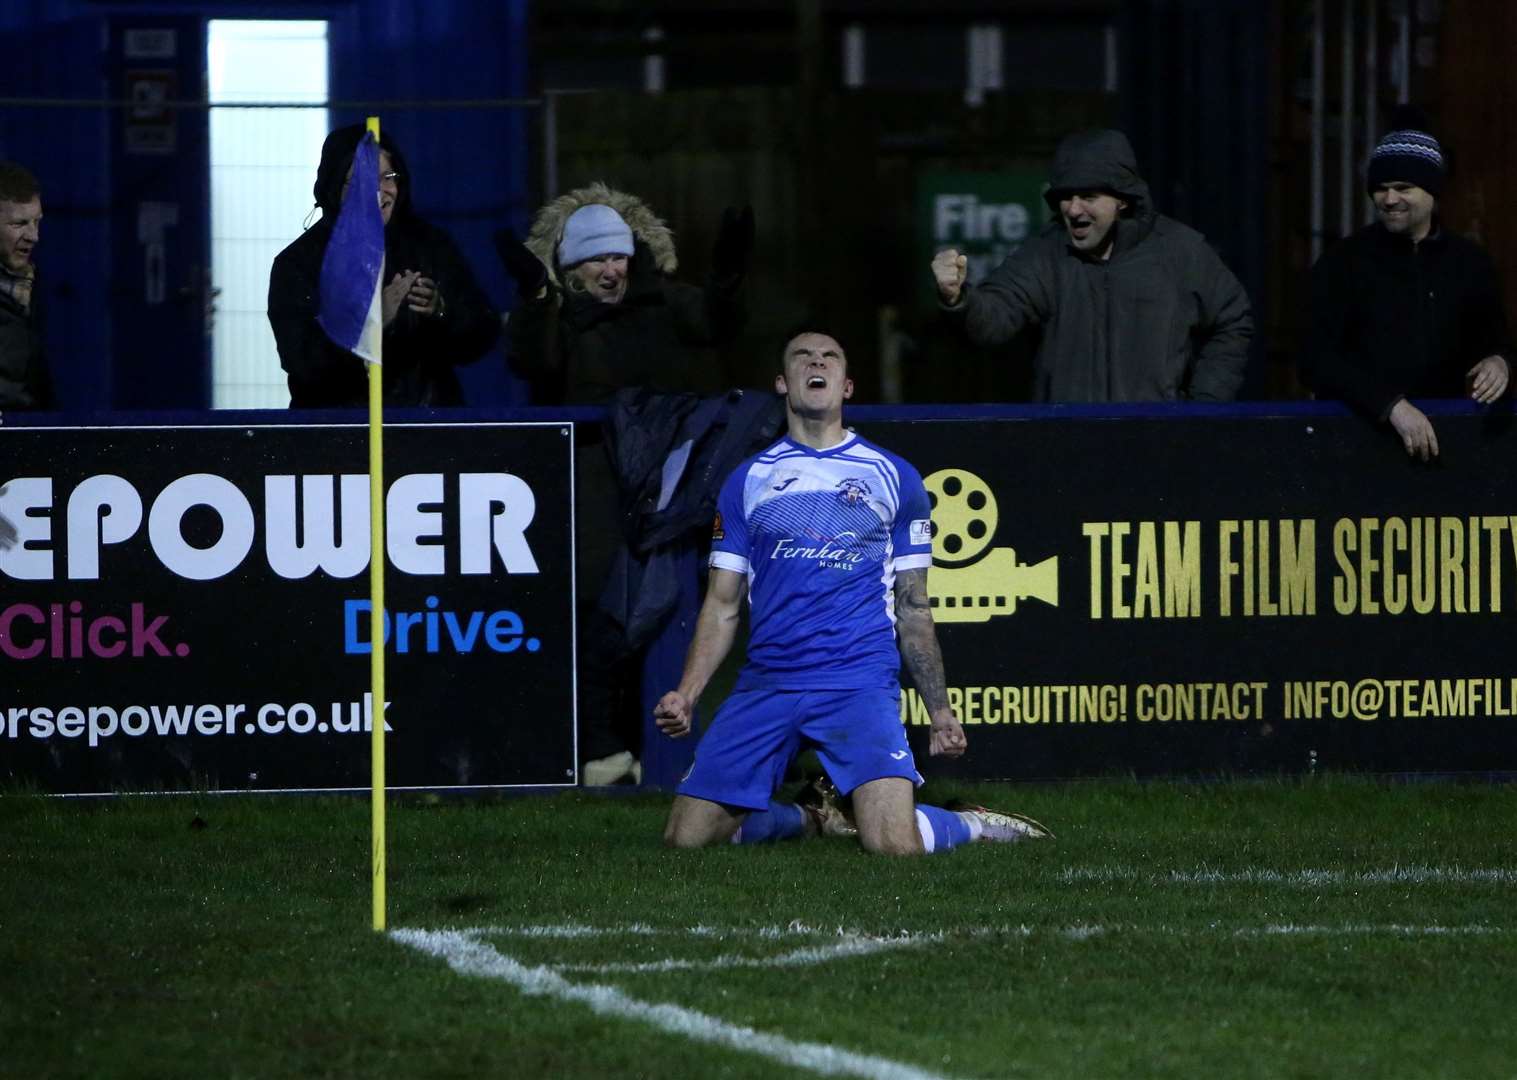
[507,182,744,405]
[268,124,499,408]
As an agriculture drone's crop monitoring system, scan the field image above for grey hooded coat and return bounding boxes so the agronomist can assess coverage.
[945,129,1253,402]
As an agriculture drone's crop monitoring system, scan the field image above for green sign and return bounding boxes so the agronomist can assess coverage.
[917,169,1049,308]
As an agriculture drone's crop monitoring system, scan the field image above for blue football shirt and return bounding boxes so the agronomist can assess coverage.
[710,431,934,691]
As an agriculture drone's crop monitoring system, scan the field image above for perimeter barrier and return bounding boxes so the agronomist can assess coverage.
[3,399,1514,793]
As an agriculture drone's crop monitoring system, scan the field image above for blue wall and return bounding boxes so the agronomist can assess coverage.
[0,0,532,410]
[327,0,533,405]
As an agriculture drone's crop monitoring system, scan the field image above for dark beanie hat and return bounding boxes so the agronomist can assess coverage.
[1365,106,1446,196]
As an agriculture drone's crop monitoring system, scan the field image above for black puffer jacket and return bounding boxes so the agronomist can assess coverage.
[0,279,50,410]
[1302,221,1513,419]
[946,129,1254,402]
[268,125,499,407]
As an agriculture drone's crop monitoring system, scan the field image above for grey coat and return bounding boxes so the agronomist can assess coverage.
[946,129,1253,402]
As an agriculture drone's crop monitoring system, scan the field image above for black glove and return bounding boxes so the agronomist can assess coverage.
[493,227,548,296]
[711,205,754,283]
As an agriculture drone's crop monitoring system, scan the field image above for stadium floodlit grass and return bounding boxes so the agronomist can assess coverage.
[4,777,1515,1079]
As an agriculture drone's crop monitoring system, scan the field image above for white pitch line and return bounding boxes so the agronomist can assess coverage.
[391,928,964,1080]
[1062,865,1517,887]
[957,923,1512,939]
[455,921,896,940]
[1242,924,1507,937]
[413,921,1515,948]
[553,933,940,974]
[460,923,663,939]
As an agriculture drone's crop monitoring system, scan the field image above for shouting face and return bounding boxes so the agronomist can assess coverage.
[776,332,853,419]
[1057,191,1127,258]
[569,254,630,304]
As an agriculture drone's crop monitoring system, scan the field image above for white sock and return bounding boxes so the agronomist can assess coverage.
[958,810,984,843]
[914,809,936,853]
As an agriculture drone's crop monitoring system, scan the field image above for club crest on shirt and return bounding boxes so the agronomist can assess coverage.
[835,477,872,504]
[711,512,724,540]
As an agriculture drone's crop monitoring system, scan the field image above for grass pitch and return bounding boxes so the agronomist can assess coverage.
[3,777,1515,1079]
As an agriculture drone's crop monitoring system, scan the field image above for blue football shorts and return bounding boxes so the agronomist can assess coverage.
[676,687,923,811]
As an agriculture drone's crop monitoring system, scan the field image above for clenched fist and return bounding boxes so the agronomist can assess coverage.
[654,690,693,738]
[932,249,968,306]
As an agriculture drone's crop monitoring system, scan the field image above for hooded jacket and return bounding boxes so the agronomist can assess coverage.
[267,124,499,408]
[506,182,744,405]
[1302,219,1512,419]
[946,129,1253,402]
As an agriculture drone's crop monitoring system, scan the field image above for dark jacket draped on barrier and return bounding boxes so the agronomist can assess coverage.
[599,386,786,656]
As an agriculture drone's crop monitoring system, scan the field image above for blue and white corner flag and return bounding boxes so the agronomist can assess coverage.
[317,131,385,364]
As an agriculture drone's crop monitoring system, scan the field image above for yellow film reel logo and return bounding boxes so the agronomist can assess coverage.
[924,468,1058,623]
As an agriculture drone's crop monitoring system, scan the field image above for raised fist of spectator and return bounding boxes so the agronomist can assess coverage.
[932,248,968,306]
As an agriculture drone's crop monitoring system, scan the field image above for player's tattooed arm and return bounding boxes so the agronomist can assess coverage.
[895,568,949,712]
[896,567,968,758]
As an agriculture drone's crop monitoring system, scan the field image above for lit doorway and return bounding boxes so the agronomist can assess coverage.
[207,20,329,409]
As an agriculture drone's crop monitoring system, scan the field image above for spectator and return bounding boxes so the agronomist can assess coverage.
[499,181,751,405]
[1302,108,1512,461]
[656,329,1051,854]
[933,128,1253,402]
[268,124,498,407]
[496,185,754,786]
[0,161,52,411]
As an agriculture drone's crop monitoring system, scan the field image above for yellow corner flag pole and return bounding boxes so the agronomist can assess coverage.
[365,114,388,933]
